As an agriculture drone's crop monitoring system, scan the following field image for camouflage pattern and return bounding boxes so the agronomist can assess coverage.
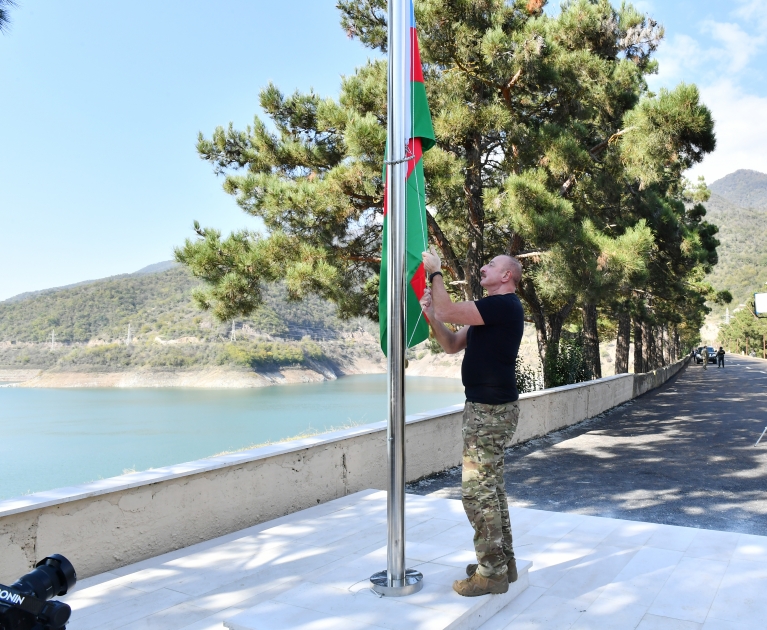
[461,400,520,578]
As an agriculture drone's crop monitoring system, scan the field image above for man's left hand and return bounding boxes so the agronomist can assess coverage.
[420,287,435,320]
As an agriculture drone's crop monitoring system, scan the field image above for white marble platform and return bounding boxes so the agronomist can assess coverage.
[61,490,767,629]
[223,520,531,630]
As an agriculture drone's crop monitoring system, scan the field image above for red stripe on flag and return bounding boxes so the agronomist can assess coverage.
[406,137,423,180]
[410,261,426,300]
[410,28,424,84]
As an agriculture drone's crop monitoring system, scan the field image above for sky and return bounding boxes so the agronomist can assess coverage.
[1,0,765,301]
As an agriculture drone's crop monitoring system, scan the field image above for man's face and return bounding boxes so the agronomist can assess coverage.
[480,256,511,288]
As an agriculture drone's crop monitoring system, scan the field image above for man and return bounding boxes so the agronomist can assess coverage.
[717,346,725,368]
[420,246,524,597]
[702,345,709,370]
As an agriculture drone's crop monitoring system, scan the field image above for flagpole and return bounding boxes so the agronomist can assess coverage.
[370,0,423,597]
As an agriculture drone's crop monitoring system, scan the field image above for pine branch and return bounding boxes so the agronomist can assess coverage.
[500,69,523,106]
[589,127,635,157]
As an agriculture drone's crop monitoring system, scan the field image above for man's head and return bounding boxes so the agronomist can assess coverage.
[480,255,522,295]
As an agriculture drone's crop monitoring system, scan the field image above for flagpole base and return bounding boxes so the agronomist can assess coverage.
[370,569,424,597]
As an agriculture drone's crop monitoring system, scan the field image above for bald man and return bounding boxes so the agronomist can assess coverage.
[420,248,525,597]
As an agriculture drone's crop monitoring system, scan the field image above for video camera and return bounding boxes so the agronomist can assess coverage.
[0,555,76,630]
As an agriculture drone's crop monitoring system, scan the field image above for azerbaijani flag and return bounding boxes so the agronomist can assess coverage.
[379,0,436,355]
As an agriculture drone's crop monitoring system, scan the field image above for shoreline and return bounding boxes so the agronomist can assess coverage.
[0,355,465,388]
[0,365,358,389]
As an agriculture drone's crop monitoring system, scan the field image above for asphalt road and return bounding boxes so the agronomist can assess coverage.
[407,354,767,535]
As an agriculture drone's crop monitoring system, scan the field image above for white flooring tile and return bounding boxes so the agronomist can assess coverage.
[647,557,728,624]
[636,613,703,629]
[683,529,739,563]
[645,525,697,552]
[706,558,767,623]
[60,490,767,630]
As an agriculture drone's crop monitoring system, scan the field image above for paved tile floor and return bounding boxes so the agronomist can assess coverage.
[62,490,767,629]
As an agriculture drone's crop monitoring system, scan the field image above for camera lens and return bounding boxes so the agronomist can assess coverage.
[10,554,77,600]
[42,600,72,629]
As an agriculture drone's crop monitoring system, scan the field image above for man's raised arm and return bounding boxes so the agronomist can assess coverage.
[421,247,484,326]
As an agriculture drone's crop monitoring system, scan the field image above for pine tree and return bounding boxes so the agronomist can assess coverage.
[0,0,16,33]
[176,0,719,386]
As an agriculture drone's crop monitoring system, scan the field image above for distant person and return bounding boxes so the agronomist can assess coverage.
[420,247,524,597]
[717,346,725,368]
[702,345,709,369]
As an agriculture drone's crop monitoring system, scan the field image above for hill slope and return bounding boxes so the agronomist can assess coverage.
[705,171,767,310]
[0,265,383,375]
[710,169,767,209]
[0,266,369,345]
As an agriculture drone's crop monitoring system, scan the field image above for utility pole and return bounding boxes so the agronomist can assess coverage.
[126,324,132,346]
[231,320,236,342]
[50,329,55,351]
[725,307,730,325]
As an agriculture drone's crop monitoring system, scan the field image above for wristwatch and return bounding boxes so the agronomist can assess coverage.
[428,271,443,283]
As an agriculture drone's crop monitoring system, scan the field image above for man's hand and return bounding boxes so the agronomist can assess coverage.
[420,287,435,320]
[422,246,442,275]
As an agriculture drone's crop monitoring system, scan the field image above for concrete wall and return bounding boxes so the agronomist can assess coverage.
[0,358,688,582]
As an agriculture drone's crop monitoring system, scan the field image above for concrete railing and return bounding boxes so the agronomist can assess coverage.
[0,357,689,582]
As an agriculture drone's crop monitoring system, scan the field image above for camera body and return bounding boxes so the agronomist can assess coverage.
[0,555,76,630]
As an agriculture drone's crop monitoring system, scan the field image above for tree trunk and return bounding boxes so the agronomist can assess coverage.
[426,213,465,291]
[463,131,485,301]
[662,325,671,365]
[675,326,681,360]
[642,320,653,371]
[655,326,666,367]
[582,302,601,379]
[615,312,631,374]
[633,319,644,373]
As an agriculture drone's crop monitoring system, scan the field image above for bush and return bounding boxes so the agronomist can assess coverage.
[220,339,325,369]
[544,331,593,388]
[516,356,543,394]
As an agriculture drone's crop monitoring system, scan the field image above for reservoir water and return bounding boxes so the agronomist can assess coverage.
[0,375,464,501]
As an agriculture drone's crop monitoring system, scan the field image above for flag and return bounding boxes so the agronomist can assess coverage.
[379,0,436,355]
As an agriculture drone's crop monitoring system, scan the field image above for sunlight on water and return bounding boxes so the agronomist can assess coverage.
[0,375,464,500]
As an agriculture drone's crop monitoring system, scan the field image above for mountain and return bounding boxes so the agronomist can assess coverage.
[705,170,767,310]
[0,265,379,372]
[710,169,767,209]
[132,261,179,275]
[2,261,180,304]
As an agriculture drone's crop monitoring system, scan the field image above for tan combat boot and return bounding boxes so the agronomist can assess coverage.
[465,558,518,583]
[452,570,509,597]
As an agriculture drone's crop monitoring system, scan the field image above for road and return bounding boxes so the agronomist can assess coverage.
[407,355,767,534]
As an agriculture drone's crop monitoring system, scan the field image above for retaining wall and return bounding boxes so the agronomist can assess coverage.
[0,358,689,582]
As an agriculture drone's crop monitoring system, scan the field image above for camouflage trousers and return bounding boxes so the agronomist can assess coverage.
[461,400,520,578]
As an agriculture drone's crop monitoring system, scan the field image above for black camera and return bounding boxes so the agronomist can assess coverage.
[0,555,76,630]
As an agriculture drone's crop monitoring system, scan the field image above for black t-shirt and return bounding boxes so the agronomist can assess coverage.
[461,293,525,404]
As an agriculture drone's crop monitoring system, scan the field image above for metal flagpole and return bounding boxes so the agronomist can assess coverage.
[370,0,423,597]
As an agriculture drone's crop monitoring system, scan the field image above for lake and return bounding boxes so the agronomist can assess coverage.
[0,375,465,501]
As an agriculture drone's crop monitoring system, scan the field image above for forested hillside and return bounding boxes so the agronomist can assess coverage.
[706,170,767,310]
[0,265,369,344]
[0,265,379,372]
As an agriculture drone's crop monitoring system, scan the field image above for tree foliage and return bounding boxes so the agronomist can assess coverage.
[719,298,767,358]
[0,0,15,34]
[177,0,721,385]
